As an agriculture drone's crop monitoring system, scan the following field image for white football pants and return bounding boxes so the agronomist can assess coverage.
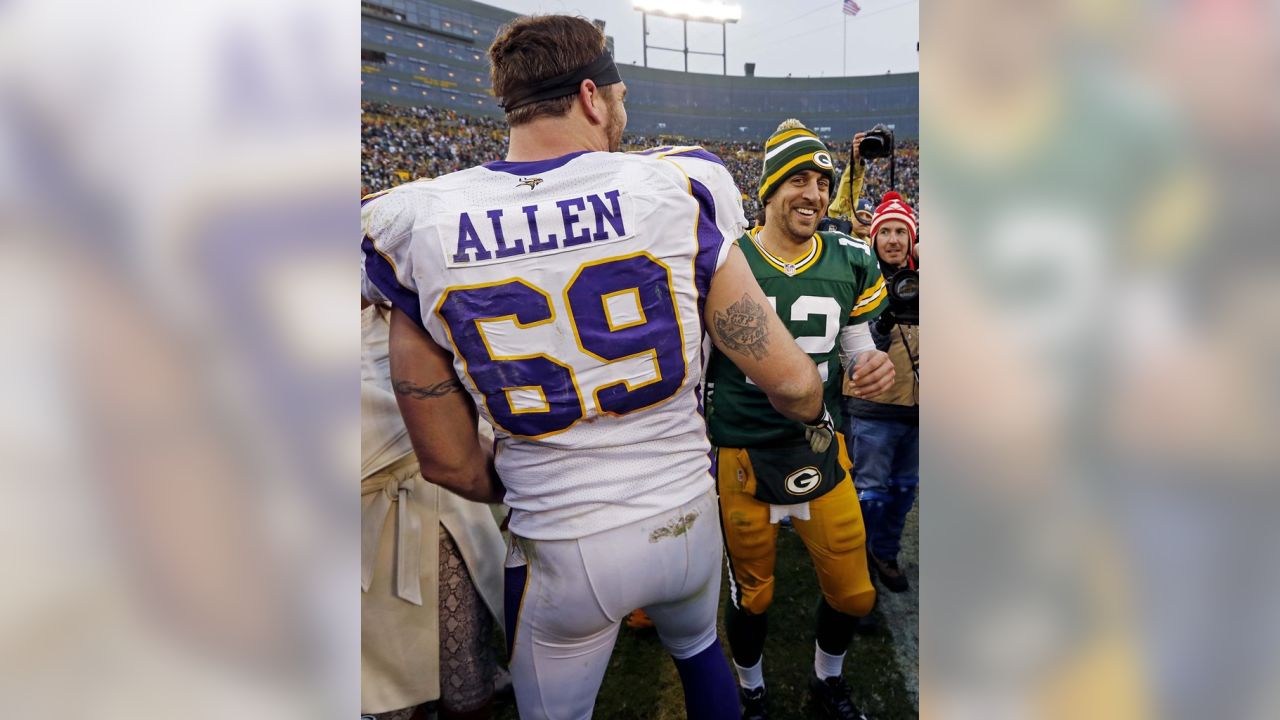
[504,487,723,719]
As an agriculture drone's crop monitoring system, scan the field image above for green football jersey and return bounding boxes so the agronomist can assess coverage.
[706,228,888,448]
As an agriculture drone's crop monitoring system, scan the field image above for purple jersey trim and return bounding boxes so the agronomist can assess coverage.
[504,563,528,661]
[664,147,727,169]
[629,146,675,156]
[689,178,723,317]
[362,234,425,330]
[483,150,593,176]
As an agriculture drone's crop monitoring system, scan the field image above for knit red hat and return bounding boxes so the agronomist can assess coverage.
[869,191,917,243]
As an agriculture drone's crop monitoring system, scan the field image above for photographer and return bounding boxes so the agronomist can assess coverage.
[828,124,893,220]
[842,191,920,594]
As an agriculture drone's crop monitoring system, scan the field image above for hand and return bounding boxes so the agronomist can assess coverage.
[803,406,836,454]
[851,131,867,167]
[848,349,894,399]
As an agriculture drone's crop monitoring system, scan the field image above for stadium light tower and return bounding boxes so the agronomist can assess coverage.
[633,0,742,76]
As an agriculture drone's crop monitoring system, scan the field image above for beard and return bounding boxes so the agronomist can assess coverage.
[782,215,814,242]
[777,204,823,243]
[602,89,626,152]
[605,108,624,152]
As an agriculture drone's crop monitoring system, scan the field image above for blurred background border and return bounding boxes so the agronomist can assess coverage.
[2,1,1278,718]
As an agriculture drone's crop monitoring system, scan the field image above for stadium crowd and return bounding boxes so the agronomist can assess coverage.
[362,102,508,192]
[361,101,919,220]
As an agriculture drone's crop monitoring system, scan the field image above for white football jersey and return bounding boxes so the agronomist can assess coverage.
[362,147,747,540]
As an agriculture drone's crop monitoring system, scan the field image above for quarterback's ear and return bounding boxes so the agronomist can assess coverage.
[578,79,605,125]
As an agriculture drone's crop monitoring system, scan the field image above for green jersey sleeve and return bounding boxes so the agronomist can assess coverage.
[826,231,888,326]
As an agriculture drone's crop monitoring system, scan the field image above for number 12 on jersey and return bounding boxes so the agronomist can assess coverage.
[435,253,687,439]
[744,295,842,385]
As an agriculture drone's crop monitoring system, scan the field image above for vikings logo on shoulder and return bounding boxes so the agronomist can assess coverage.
[517,177,544,190]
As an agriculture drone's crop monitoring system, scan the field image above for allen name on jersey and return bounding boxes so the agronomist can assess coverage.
[451,188,629,264]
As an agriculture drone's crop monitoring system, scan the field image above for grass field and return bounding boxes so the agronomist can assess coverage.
[493,501,919,719]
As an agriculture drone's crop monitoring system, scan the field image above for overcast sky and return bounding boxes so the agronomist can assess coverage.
[476,0,919,79]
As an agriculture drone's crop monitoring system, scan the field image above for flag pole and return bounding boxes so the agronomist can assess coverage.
[842,14,847,76]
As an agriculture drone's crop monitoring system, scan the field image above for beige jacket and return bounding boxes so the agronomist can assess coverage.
[360,305,506,714]
[843,319,919,422]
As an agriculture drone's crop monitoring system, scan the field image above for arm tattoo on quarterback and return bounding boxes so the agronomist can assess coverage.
[392,377,465,400]
[713,294,771,361]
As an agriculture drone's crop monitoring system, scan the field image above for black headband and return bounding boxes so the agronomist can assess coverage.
[499,50,622,112]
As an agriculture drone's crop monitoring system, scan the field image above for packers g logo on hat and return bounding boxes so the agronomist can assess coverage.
[758,119,838,201]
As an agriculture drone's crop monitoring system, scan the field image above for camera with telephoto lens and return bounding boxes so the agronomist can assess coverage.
[873,267,918,332]
[858,124,895,160]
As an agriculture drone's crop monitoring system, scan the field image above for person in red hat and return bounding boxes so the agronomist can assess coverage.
[843,191,920,594]
[868,192,917,271]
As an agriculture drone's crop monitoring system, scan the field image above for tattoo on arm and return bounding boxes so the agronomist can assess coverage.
[392,377,464,400]
[712,294,770,361]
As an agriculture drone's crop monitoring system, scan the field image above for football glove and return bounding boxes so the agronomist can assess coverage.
[803,406,835,454]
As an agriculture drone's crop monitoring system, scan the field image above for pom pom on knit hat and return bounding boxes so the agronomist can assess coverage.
[757,119,836,202]
[870,191,917,243]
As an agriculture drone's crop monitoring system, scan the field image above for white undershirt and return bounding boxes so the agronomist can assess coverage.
[837,322,875,372]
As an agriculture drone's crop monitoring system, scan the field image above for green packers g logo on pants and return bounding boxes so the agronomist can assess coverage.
[785,466,822,495]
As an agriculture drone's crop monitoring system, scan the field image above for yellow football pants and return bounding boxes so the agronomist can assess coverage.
[716,436,876,617]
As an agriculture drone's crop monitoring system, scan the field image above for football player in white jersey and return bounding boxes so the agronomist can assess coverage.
[361,14,835,720]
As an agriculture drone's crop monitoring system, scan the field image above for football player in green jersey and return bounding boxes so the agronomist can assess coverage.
[705,120,894,720]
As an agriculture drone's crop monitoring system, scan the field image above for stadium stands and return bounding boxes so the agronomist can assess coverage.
[360,1,918,221]
[361,101,919,223]
[361,0,919,142]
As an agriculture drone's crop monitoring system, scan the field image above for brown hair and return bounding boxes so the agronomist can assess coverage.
[488,15,609,126]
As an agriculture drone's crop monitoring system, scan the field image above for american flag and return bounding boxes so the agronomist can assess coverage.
[843,0,861,16]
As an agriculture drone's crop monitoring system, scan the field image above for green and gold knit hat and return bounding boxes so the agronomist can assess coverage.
[758,119,836,202]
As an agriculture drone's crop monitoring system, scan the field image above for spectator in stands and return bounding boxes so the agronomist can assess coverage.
[361,103,509,196]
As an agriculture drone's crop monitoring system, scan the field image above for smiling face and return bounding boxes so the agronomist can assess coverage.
[764,169,831,245]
